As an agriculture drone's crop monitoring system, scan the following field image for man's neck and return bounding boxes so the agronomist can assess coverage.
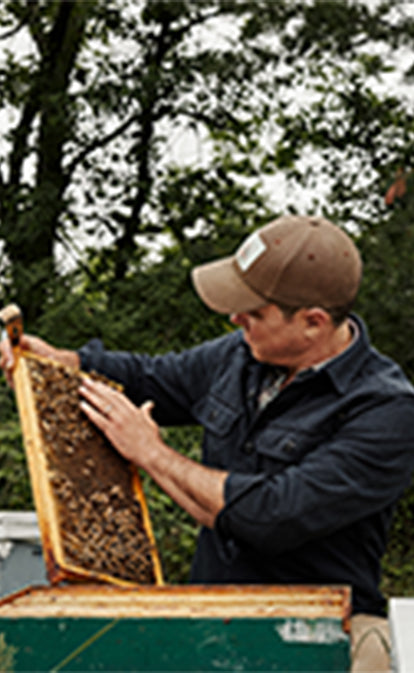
[284,319,355,386]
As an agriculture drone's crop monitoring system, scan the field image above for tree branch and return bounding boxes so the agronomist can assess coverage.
[9,97,39,186]
[64,111,140,178]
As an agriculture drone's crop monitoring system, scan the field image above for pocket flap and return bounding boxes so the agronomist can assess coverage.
[257,432,299,461]
[193,396,240,436]
[256,428,320,466]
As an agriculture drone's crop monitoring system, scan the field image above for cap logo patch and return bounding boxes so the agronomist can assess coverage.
[236,232,267,272]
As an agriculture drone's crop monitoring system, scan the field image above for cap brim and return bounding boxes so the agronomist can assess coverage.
[191,256,267,314]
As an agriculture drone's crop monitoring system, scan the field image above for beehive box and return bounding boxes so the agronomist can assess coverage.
[0,584,351,671]
[12,349,163,587]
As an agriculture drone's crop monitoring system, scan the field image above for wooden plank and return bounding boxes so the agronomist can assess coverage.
[13,355,64,582]
[0,584,351,623]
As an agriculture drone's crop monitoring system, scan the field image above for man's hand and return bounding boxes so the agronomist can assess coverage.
[79,376,227,528]
[0,334,54,387]
[79,376,162,468]
[0,334,80,387]
[0,334,15,387]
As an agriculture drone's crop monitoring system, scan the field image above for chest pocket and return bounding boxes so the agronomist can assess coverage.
[192,395,242,468]
[256,426,322,474]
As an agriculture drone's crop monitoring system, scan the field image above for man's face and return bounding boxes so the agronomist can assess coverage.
[230,304,308,367]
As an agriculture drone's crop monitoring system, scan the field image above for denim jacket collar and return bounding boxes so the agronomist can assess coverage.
[320,313,371,395]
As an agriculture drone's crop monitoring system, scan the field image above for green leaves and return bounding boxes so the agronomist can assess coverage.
[0,420,33,510]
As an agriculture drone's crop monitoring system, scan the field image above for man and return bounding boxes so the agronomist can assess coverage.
[2,215,414,670]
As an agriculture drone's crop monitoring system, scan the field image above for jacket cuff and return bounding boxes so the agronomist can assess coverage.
[78,338,104,372]
[216,472,265,541]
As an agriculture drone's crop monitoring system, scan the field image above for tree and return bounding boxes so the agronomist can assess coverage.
[1,0,414,332]
[357,172,414,379]
[0,0,286,324]
[0,0,91,322]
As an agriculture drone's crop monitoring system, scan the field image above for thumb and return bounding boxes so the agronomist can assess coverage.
[141,399,155,413]
[141,400,157,427]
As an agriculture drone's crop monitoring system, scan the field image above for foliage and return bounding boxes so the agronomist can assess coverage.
[356,176,414,380]
[0,379,32,511]
[356,176,414,601]
[144,426,202,583]
[381,482,414,599]
[0,425,33,510]
[2,1,414,319]
[0,633,17,673]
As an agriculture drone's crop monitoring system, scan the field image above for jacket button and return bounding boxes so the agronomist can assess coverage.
[242,441,254,455]
[208,410,218,421]
[284,439,296,452]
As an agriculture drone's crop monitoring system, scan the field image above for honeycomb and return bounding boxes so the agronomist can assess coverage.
[25,356,158,585]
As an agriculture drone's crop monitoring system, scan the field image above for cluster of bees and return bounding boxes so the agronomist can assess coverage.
[26,357,156,584]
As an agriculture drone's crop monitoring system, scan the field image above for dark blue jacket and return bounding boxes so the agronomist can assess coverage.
[79,315,414,615]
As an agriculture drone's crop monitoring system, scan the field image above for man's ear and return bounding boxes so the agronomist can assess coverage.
[302,307,331,336]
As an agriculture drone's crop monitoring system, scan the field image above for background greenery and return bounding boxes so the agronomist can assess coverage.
[0,0,414,597]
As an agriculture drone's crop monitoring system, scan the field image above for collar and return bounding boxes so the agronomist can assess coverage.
[311,317,359,372]
[310,314,371,395]
[240,313,372,396]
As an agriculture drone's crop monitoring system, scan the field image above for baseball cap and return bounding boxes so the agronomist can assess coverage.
[191,215,362,314]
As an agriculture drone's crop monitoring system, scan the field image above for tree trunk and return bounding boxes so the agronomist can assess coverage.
[2,0,91,323]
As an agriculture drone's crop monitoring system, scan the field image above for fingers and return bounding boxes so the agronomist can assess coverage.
[0,338,15,387]
[78,379,117,440]
[79,377,119,418]
[0,334,50,388]
[79,378,157,430]
[79,378,160,467]
[79,398,107,431]
[0,339,13,370]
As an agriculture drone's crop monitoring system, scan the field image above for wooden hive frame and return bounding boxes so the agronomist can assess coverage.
[0,305,164,587]
[10,340,163,588]
[16,350,163,586]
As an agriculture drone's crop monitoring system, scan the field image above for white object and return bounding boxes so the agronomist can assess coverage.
[0,511,40,560]
[390,598,414,673]
[0,511,40,543]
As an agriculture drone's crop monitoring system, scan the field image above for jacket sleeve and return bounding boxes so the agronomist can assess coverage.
[78,333,240,426]
[217,396,414,554]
